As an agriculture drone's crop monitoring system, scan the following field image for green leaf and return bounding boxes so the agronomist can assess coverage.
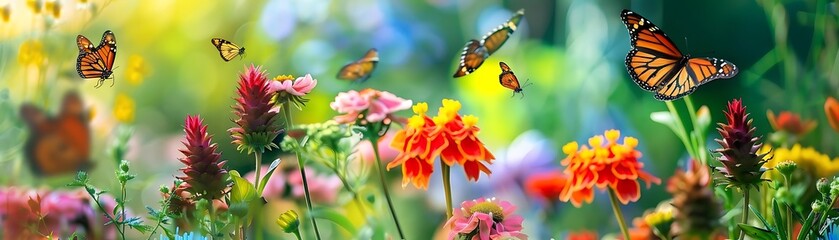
[797,211,816,240]
[229,170,257,204]
[650,111,679,133]
[772,200,788,240]
[258,158,282,194]
[312,207,357,235]
[738,224,776,240]
[750,205,772,230]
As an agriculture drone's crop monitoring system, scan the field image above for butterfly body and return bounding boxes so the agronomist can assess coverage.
[211,38,245,61]
[621,9,738,101]
[337,48,379,82]
[453,9,524,78]
[76,30,117,88]
[20,92,91,176]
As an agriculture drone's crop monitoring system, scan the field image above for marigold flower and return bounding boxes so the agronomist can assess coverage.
[523,170,566,203]
[559,130,661,207]
[178,115,229,201]
[446,197,525,240]
[764,144,839,178]
[713,99,769,188]
[229,65,282,153]
[767,110,816,137]
[331,88,412,125]
[387,99,495,189]
[113,93,135,123]
[825,97,839,133]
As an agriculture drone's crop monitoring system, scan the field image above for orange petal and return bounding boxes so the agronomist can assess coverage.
[614,179,641,204]
[827,97,839,132]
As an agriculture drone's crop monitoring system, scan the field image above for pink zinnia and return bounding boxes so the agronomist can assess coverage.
[446,197,525,240]
[330,88,412,124]
[268,74,318,96]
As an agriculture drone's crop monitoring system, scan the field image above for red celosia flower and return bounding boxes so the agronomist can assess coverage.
[714,99,768,188]
[387,99,495,189]
[767,110,816,137]
[229,65,281,153]
[559,130,661,207]
[178,115,228,200]
[825,97,839,133]
[524,171,567,203]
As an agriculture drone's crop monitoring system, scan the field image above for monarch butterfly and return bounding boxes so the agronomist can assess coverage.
[20,91,92,176]
[498,62,530,97]
[453,9,525,78]
[621,10,738,101]
[211,38,245,61]
[336,48,379,82]
[76,30,117,88]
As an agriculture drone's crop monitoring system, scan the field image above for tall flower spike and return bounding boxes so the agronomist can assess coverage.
[178,115,228,200]
[668,160,721,238]
[713,99,769,188]
[229,65,282,154]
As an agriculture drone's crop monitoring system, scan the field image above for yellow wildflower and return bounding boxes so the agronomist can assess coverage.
[18,40,45,66]
[126,55,149,85]
[763,144,839,178]
[114,93,136,123]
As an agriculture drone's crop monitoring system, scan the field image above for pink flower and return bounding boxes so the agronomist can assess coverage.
[446,197,526,240]
[0,187,117,239]
[269,74,318,96]
[355,129,400,164]
[244,165,287,199]
[331,88,412,124]
[288,167,342,203]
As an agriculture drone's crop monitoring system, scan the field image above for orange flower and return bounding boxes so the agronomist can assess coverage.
[567,230,598,240]
[387,99,495,189]
[767,110,816,136]
[524,171,567,203]
[825,97,839,133]
[559,130,661,207]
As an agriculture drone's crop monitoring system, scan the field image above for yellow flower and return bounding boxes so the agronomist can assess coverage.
[18,40,45,66]
[126,55,149,85]
[114,93,136,123]
[26,0,43,14]
[44,0,60,18]
[764,144,839,178]
[1,4,10,22]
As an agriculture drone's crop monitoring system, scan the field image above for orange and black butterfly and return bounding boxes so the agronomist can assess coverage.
[498,62,530,97]
[453,9,524,78]
[76,30,117,88]
[336,48,378,82]
[211,38,246,62]
[621,9,738,101]
[20,92,92,176]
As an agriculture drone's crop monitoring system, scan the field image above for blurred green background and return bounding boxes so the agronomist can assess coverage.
[1,0,837,238]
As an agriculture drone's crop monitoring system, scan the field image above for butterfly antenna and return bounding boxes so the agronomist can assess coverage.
[523,79,533,88]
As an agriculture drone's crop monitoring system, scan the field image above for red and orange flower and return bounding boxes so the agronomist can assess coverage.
[387,99,495,189]
[559,130,660,207]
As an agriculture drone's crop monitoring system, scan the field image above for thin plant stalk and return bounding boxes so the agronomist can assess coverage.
[332,154,368,215]
[608,188,631,240]
[370,132,406,239]
[209,202,217,239]
[665,101,698,160]
[254,152,263,194]
[441,163,453,219]
[283,102,322,240]
[120,181,127,237]
[89,192,126,238]
[683,96,707,164]
[739,187,750,240]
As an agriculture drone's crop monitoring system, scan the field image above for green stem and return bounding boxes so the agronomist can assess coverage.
[292,230,302,240]
[370,132,406,239]
[442,162,454,219]
[608,188,631,240]
[665,101,698,159]
[683,96,706,164]
[254,152,263,195]
[88,191,126,238]
[816,193,839,234]
[120,181,127,238]
[209,202,217,240]
[739,187,750,240]
[283,102,322,240]
[784,175,793,240]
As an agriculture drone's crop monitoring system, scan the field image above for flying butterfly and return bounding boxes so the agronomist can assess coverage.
[453,9,525,78]
[20,91,92,176]
[621,9,738,101]
[336,48,379,82]
[211,38,246,62]
[76,30,117,88]
[498,62,530,97]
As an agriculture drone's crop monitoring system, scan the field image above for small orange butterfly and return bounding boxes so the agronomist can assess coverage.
[336,48,379,82]
[20,91,92,176]
[498,62,530,98]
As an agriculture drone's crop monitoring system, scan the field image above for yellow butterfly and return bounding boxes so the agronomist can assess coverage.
[211,38,245,62]
[336,48,379,82]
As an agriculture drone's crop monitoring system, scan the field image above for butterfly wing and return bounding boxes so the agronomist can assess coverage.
[453,40,489,77]
[76,33,112,81]
[621,10,685,92]
[96,30,116,76]
[654,57,738,100]
[337,48,379,82]
[482,9,524,55]
[498,62,521,92]
[212,38,242,61]
[21,92,91,176]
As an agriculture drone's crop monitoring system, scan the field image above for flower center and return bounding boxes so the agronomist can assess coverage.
[273,75,295,82]
[468,201,504,223]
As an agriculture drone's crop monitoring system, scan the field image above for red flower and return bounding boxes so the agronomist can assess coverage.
[178,115,228,201]
[387,99,495,189]
[714,99,768,188]
[524,171,567,203]
[767,110,816,137]
[559,130,660,207]
[567,231,598,240]
[825,97,839,133]
[228,65,281,153]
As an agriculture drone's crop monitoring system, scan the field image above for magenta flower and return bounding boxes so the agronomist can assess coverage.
[229,65,282,153]
[269,74,318,96]
[331,88,412,124]
[446,197,526,240]
[178,115,229,201]
[0,187,117,239]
